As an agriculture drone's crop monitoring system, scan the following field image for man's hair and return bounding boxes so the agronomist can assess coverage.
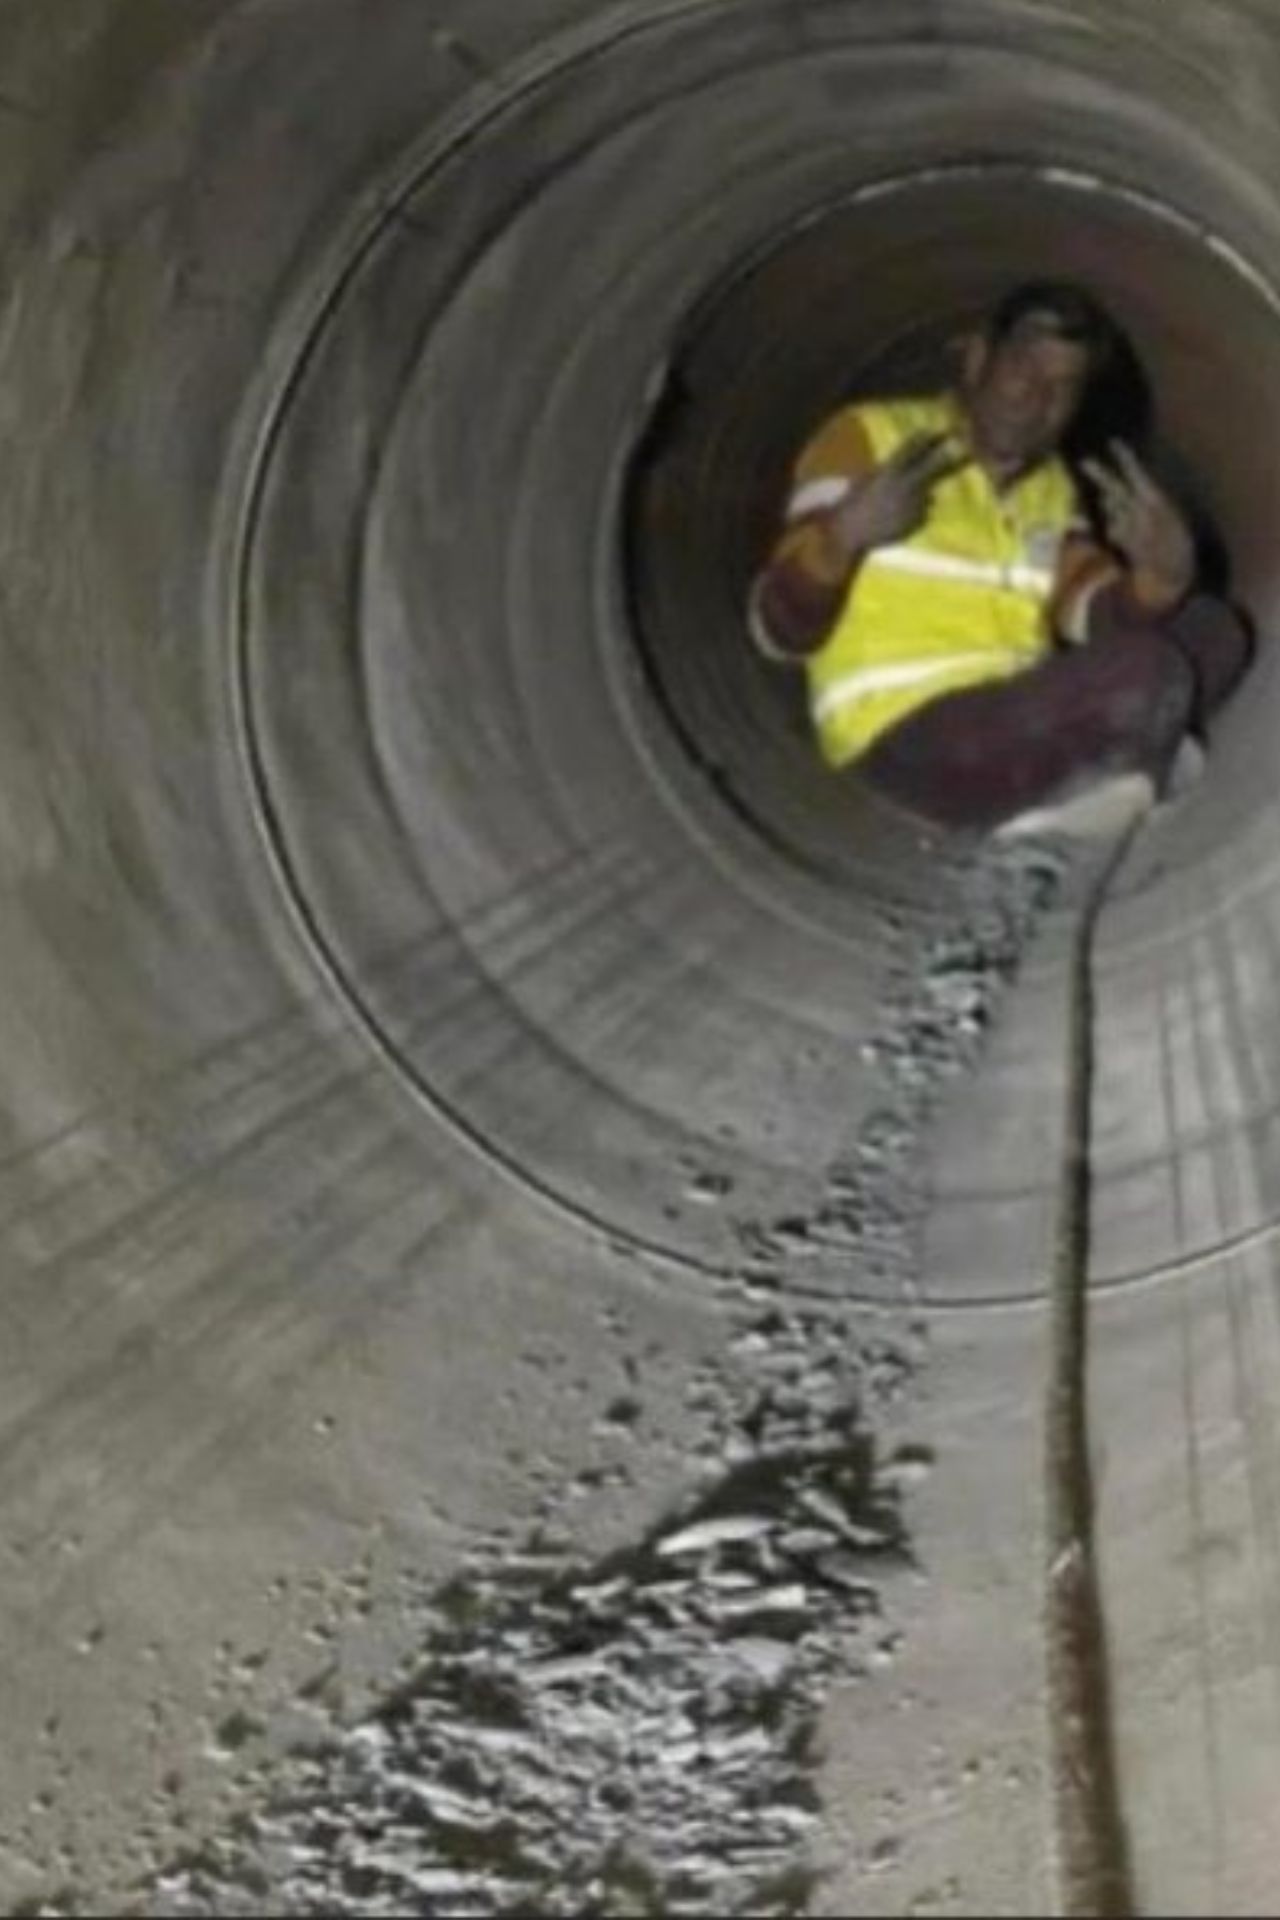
[987,280,1118,377]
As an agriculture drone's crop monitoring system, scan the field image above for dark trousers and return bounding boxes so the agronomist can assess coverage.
[858,593,1253,831]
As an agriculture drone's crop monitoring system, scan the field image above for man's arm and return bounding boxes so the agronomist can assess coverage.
[748,408,876,662]
[750,411,963,661]
[1050,531,1125,645]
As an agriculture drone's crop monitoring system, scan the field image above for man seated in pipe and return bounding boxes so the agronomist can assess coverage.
[749,281,1251,837]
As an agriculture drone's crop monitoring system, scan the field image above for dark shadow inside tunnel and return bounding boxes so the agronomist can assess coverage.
[624,164,1279,899]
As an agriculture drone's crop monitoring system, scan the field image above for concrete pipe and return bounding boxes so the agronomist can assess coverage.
[2,1,1280,1913]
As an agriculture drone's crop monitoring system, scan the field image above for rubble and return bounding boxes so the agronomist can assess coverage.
[138,846,1062,1918]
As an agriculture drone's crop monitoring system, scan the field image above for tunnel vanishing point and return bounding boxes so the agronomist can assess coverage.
[3,2,1280,1914]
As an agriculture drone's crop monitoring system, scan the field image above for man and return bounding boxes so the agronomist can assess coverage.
[749,282,1251,837]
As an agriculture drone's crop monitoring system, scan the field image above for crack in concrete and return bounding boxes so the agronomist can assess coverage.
[1045,832,1141,1920]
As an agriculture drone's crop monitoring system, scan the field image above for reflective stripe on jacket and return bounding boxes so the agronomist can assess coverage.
[803,396,1083,767]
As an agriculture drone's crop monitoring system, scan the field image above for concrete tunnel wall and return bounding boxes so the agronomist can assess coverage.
[4,0,1280,1912]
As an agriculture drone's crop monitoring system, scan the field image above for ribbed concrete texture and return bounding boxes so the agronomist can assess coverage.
[2,2,1280,1913]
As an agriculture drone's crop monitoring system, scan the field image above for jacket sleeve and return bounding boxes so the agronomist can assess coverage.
[1049,530,1125,644]
[748,407,877,663]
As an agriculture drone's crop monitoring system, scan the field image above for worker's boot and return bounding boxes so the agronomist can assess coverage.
[1162,733,1207,800]
[994,769,1156,843]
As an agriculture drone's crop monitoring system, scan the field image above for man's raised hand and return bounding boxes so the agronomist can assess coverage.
[1081,440,1196,608]
[828,431,967,560]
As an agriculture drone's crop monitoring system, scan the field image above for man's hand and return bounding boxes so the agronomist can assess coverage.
[824,431,966,563]
[757,430,966,654]
[1081,441,1197,609]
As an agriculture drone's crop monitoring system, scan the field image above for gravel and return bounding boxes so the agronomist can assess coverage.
[114,844,1065,1920]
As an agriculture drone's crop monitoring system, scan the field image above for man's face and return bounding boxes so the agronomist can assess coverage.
[962,315,1095,477]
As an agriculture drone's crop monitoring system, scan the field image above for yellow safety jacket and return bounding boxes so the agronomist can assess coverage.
[805,396,1082,767]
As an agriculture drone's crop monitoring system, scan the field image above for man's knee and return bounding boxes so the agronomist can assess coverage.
[1072,617,1194,770]
[1163,593,1254,720]
[1108,636,1193,741]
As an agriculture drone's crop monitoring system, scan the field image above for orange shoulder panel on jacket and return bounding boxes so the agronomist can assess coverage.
[789,406,876,500]
[769,406,876,581]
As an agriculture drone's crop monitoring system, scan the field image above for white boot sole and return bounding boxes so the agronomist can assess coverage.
[995,771,1157,843]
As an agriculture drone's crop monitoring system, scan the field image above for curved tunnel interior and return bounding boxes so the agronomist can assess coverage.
[7,2,1280,1913]
[628,164,1280,889]
[621,151,1280,1297]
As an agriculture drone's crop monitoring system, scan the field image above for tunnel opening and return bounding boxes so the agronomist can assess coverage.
[230,30,1280,1312]
[625,163,1280,901]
